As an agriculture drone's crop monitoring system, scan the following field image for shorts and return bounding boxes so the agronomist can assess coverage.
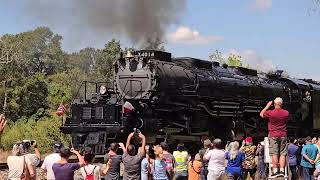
[269,137,288,156]
[243,168,256,177]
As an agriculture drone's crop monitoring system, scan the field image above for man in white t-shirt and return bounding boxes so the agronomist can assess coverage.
[41,142,62,180]
[204,138,225,180]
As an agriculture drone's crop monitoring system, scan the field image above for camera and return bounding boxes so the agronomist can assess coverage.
[22,140,36,148]
[133,128,141,134]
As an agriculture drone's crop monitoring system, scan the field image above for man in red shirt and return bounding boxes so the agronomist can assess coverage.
[260,97,289,178]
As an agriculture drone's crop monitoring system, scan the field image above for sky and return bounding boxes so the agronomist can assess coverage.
[1,0,320,79]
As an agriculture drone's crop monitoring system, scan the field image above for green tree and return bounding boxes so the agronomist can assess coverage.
[227,53,243,67]
[209,49,248,67]
[6,27,66,76]
[47,68,87,109]
[93,39,122,81]
[9,75,49,119]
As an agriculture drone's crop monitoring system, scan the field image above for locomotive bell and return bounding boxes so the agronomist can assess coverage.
[125,51,134,59]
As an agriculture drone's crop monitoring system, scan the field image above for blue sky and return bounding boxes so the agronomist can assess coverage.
[1,0,320,79]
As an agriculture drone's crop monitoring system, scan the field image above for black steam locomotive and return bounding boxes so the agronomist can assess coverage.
[61,50,320,154]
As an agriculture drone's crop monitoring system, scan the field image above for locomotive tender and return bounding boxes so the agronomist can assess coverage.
[61,50,320,154]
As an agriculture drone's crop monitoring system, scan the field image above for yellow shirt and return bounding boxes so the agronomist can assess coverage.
[173,151,189,172]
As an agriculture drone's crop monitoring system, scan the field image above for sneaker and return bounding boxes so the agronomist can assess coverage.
[278,171,285,177]
[269,172,279,178]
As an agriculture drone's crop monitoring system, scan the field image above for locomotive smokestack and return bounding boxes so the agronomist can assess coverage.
[19,0,186,49]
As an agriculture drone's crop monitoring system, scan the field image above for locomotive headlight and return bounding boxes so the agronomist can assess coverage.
[99,86,107,95]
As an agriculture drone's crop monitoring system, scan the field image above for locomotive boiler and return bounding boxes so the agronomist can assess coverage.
[61,50,320,154]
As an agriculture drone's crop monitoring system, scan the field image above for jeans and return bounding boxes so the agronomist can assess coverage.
[257,160,266,180]
[200,166,208,180]
[207,169,225,180]
[289,165,298,180]
[175,172,188,180]
[302,167,314,180]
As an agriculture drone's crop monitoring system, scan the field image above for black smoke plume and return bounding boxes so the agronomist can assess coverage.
[20,0,186,49]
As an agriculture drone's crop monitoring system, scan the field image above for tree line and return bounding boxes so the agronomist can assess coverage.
[0,27,125,152]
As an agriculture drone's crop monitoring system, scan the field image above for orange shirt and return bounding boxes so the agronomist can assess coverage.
[188,160,202,180]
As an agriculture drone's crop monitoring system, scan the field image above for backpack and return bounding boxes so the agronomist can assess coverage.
[84,166,96,180]
[21,156,30,180]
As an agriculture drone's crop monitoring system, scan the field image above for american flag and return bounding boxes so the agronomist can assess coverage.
[56,103,66,116]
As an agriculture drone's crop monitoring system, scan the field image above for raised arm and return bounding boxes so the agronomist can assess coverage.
[32,142,41,161]
[240,140,245,151]
[260,101,273,118]
[138,133,146,154]
[0,114,7,135]
[203,149,211,161]
[118,142,126,153]
[125,132,134,150]
[71,149,86,167]
[101,158,112,176]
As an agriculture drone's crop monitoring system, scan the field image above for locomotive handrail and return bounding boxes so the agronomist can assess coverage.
[73,80,113,102]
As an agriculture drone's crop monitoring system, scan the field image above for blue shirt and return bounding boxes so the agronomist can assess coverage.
[288,143,299,166]
[225,151,245,175]
[141,158,149,180]
[301,144,318,168]
[152,160,168,180]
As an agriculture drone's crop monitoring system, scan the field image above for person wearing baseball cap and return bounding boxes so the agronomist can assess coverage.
[41,142,63,180]
[240,136,257,180]
[260,97,289,178]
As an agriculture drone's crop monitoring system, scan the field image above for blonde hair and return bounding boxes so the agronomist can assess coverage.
[228,141,239,160]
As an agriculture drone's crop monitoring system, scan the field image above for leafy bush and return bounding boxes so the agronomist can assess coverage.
[0,114,71,153]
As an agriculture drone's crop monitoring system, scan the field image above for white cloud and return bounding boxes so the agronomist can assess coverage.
[249,0,272,11]
[167,26,224,45]
[223,49,276,72]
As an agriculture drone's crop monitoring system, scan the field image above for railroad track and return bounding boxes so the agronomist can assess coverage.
[0,155,105,170]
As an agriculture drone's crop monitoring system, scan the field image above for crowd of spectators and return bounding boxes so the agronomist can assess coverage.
[2,96,320,180]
